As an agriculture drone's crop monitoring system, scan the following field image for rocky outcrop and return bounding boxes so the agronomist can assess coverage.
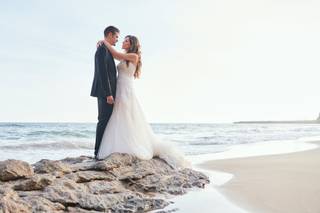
[0,160,34,181]
[0,153,210,212]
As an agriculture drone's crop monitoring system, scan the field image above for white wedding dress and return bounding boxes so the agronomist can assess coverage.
[97,60,190,168]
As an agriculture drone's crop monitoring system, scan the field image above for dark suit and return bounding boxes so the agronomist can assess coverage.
[90,44,117,157]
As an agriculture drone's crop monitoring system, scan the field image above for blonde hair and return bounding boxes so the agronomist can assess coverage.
[125,35,142,78]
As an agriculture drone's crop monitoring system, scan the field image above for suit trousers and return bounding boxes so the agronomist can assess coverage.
[94,97,113,156]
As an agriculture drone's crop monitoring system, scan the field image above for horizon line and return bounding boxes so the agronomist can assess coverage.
[0,121,233,124]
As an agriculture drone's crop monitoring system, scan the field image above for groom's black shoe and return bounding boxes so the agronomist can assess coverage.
[94,155,103,161]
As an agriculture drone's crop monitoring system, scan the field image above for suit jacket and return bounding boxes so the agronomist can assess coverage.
[90,44,117,98]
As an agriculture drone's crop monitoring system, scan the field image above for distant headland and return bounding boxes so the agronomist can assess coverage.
[234,113,320,124]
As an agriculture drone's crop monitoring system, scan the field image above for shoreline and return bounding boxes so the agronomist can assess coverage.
[155,166,246,213]
[160,137,320,213]
[199,141,320,213]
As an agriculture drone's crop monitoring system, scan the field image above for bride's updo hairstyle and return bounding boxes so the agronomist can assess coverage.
[126,35,142,78]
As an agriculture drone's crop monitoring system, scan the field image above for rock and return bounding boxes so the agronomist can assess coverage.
[85,180,127,194]
[126,173,188,195]
[89,153,137,171]
[13,174,55,191]
[0,153,210,212]
[44,180,124,211]
[112,197,170,212]
[0,187,32,212]
[122,161,209,195]
[180,168,210,188]
[67,207,102,213]
[61,155,93,164]
[20,195,65,212]
[42,178,85,206]
[154,208,179,213]
[0,159,34,181]
[76,193,124,211]
[33,159,72,176]
[108,157,174,182]
[65,170,115,183]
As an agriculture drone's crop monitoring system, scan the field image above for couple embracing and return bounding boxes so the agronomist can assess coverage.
[90,26,189,168]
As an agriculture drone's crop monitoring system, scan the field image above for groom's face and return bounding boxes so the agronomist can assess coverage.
[109,32,119,46]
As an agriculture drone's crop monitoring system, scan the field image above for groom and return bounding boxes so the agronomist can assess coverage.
[90,26,119,159]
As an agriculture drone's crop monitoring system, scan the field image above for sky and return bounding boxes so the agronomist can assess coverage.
[0,0,320,123]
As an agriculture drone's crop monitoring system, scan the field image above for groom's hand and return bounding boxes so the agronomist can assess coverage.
[106,96,114,104]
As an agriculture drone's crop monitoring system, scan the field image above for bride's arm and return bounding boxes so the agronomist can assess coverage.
[98,40,138,64]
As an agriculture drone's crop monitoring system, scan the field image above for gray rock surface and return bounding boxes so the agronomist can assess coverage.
[0,153,210,212]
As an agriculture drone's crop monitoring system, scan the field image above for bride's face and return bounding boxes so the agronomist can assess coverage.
[122,37,131,50]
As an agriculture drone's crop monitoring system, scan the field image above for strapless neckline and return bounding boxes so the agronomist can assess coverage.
[117,60,136,79]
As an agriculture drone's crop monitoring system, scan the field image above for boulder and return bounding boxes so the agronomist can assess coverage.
[13,174,55,191]
[33,159,72,176]
[0,159,34,181]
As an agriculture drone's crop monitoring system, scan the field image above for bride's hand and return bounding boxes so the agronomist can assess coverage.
[96,40,111,48]
[96,40,104,48]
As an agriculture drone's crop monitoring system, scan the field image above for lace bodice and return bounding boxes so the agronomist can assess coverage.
[117,60,136,80]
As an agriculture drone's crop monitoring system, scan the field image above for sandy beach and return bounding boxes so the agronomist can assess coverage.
[199,142,320,213]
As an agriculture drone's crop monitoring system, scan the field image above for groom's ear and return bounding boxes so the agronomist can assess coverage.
[105,32,111,38]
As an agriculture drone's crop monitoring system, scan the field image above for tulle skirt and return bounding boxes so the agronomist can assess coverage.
[97,79,190,169]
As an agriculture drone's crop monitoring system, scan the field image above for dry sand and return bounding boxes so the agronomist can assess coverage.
[199,142,320,213]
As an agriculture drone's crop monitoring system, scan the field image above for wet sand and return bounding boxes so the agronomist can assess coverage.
[199,142,320,213]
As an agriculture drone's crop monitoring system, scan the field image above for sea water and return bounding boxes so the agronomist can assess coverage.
[1,122,320,163]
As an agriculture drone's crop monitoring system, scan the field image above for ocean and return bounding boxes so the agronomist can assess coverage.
[1,122,320,163]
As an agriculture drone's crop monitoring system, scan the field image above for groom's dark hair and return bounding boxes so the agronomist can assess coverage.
[104,26,120,37]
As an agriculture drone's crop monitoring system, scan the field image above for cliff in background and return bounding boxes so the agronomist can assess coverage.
[234,113,320,124]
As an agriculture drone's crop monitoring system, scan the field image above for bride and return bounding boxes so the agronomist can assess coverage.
[96,35,190,168]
